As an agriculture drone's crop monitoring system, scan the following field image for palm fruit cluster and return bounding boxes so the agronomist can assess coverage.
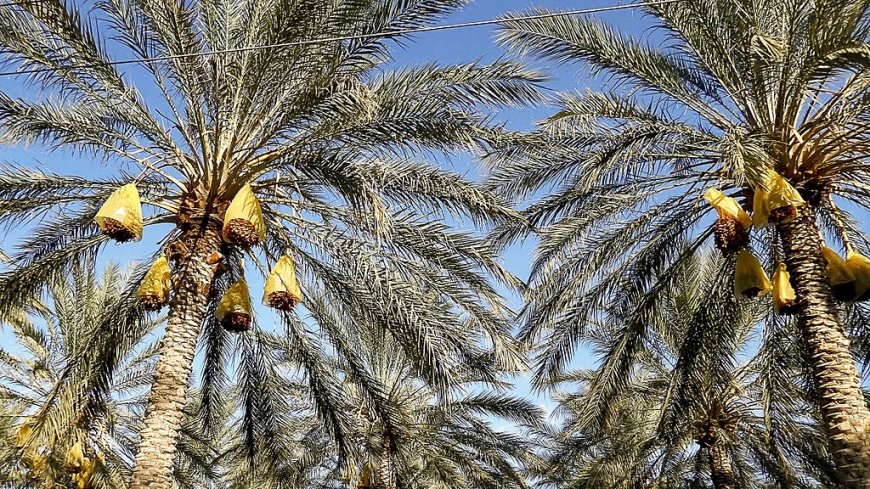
[705,173,869,311]
[706,172,803,314]
[822,247,870,303]
[137,256,172,310]
[95,184,143,242]
[217,278,254,332]
[752,171,805,227]
[15,423,47,481]
[734,250,772,298]
[264,255,303,311]
[96,184,304,329]
[222,184,266,248]
[64,441,100,489]
[772,263,797,315]
[14,425,99,488]
[704,188,751,253]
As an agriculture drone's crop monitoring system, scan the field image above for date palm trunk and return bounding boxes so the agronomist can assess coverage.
[378,432,392,489]
[129,227,222,489]
[708,442,735,489]
[777,205,870,487]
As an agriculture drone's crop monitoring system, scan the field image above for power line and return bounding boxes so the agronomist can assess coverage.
[0,0,680,77]
[0,0,50,7]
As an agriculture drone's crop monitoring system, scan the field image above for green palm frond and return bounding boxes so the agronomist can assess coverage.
[0,262,218,488]
[0,0,545,476]
[528,251,834,488]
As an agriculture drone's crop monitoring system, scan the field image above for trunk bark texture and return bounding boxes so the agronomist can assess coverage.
[378,432,392,489]
[708,442,735,489]
[778,205,870,487]
[129,228,222,489]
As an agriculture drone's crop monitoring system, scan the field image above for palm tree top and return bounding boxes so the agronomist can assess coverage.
[0,1,546,482]
[487,1,870,383]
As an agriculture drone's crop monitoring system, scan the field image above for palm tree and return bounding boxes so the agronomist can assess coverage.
[336,330,540,489]
[492,0,870,484]
[215,329,540,489]
[0,261,218,488]
[0,2,542,487]
[526,252,837,489]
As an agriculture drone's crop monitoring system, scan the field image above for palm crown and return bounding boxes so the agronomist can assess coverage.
[528,252,837,489]
[0,0,544,486]
[492,0,870,484]
[336,331,541,489]
[0,262,218,488]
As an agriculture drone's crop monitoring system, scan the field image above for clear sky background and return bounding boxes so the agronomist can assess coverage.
[387,0,660,418]
[0,0,680,427]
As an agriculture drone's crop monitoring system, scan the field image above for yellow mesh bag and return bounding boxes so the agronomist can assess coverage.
[222,185,266,247]
[752,187,770,228]
[763,172,805,224]
[845,250,870,303]
[734,250,772,298]
[704,188,751,228]
[72,456,96,489]
[264,256,302,311]
[96,184,143,242]
[821,247,856,301]
[137,257,171,311]
[772,263,797,314]
[705,187,751,253]
[217,278,254,332]
[359,464,372,488]
[15,423,32,448]
[65,440,85,473]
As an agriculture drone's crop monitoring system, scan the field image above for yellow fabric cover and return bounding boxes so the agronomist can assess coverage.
[263,256,303,306]
[23,453,47,479]
[217,278,253,321]
[821,247,855,286]
[752,172,805,226]
[772,263,796,313]
[734,249,772,298]
[752,187,769,228]
[359,464,372,488]
[137,257,171,302]
[222,184,266,243]
[845,250,870,302]
[72,456,96,489]
[65,440,85,472]
[704,188,751,228]
[764,172,805,222]
[95,184,143,240]
[15,423,32,448]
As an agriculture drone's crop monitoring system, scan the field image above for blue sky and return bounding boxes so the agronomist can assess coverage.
[389,0,659,415]
[3,0,867,438]
[0,0,670,423]
[3,4,869,468]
